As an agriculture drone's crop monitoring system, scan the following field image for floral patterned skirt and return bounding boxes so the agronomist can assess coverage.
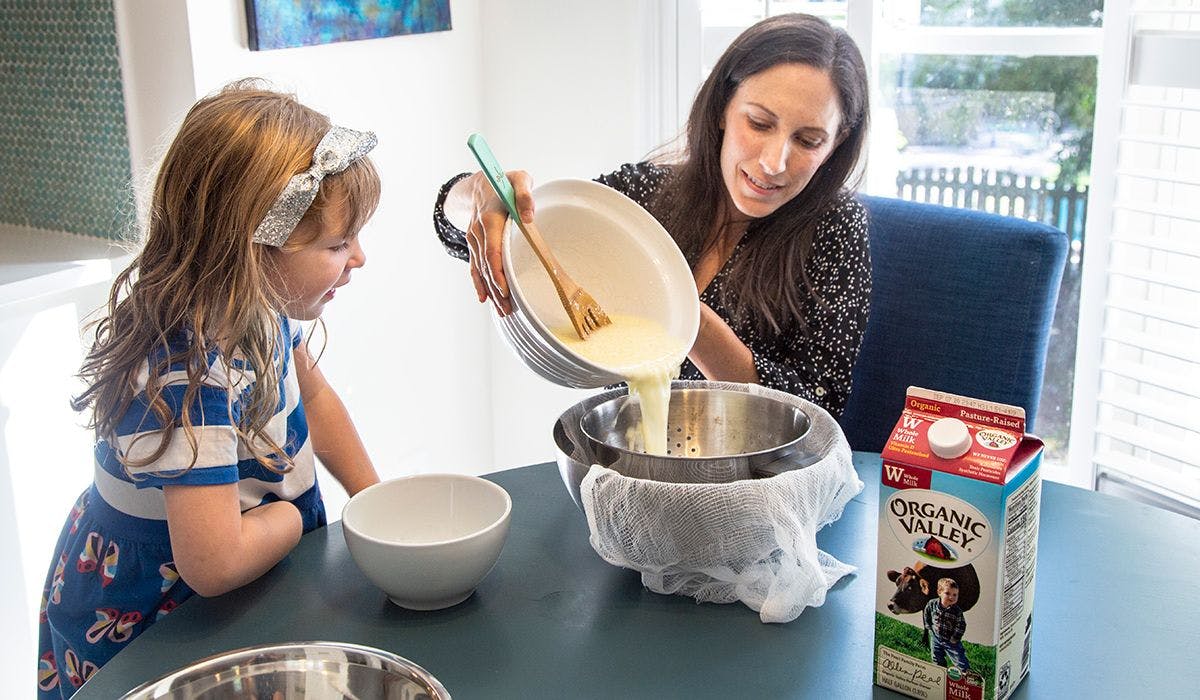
[37,484,325,697]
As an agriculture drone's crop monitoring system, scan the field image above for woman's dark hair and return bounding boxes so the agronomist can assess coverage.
[652,13,869,335]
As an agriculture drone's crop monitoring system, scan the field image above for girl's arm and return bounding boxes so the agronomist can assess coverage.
[294,342,380,497]
[164,484,302,597]
[160,341,376,598]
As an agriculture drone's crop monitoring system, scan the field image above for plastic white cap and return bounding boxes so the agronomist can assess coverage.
[928,417,972,459]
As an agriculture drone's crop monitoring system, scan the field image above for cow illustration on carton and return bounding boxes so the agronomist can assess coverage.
[886,561,980,615]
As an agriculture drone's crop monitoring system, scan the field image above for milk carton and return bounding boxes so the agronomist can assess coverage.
[874,387,1042,700]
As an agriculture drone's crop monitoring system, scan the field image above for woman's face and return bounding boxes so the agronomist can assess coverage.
[271,203,366,320]
[719,62,843,221]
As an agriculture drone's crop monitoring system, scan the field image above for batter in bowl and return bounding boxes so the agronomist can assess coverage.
[553,314,687,455]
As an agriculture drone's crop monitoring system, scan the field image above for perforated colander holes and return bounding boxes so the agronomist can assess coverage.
[665,426,698,455]
[662,425,700,456]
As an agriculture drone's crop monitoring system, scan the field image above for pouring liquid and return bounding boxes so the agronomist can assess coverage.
[553,314,686,455]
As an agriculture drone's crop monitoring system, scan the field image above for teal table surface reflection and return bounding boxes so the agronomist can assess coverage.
[75,452,1200,699]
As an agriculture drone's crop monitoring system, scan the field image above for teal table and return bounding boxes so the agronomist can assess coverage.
[75,453,1200,698]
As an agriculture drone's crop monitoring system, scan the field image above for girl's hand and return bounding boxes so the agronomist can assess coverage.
[463,170,536,316]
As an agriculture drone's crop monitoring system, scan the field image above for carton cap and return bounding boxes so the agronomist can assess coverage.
[928,418,972,459]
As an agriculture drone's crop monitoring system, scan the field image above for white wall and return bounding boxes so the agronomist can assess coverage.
[176,0,657,485]
[478,0,657,469]
[113,0,197,190]
[0,228,126,692]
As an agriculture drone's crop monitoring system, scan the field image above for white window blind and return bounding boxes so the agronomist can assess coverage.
[1077,0,1200,517]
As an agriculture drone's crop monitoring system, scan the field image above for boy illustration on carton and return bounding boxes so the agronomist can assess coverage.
[923,578,971,671]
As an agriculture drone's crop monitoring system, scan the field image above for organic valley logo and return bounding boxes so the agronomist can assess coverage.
[976,428,1019,451]
[885,490,992,565]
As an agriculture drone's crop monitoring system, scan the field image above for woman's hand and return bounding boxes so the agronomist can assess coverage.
[458,170,536,316]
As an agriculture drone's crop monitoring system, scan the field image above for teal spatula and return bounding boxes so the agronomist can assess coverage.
[467,133,611,340]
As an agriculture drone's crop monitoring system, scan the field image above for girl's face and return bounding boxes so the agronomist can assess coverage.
[719,62,843,221]
[271,204,366,320]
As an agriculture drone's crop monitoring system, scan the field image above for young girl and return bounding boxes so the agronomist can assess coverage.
[37,80,381,697]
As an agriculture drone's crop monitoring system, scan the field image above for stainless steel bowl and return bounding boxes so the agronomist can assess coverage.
[120,641,450,699]
[554,382,819,511]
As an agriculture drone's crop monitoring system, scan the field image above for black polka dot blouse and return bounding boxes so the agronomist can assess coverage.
[433,162,872,418]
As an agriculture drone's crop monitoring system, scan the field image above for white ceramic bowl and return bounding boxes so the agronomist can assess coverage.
[342,474,511,610]
[496,178,700,388]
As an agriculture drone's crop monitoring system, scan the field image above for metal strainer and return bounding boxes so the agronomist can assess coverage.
[578,386,813,484]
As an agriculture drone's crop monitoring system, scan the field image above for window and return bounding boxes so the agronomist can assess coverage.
[1071,0,1200,518]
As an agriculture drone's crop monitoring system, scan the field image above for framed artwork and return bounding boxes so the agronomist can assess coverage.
[244,0,451,51]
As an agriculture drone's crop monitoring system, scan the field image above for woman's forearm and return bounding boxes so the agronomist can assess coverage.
[442,172,480,232]
[687,303,759,383]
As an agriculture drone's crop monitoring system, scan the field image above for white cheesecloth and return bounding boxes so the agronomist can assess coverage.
[578,381,863,624]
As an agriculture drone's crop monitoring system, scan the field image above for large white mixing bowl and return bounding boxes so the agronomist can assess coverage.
[496,178,699,388]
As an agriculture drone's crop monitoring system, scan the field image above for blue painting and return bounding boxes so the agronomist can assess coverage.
[245,0,451,51]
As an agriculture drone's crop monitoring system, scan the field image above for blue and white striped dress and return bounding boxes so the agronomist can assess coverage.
[37,317,326,698]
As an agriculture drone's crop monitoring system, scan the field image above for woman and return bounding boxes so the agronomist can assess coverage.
[433,13,871,417]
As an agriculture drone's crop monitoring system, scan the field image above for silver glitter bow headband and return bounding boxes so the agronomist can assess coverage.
[252,125,378,247]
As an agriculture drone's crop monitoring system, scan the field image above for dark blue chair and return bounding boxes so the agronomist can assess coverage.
[838,195,1069,452]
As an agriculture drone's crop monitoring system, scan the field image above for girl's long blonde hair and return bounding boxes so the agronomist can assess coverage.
[73,79,380,473]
